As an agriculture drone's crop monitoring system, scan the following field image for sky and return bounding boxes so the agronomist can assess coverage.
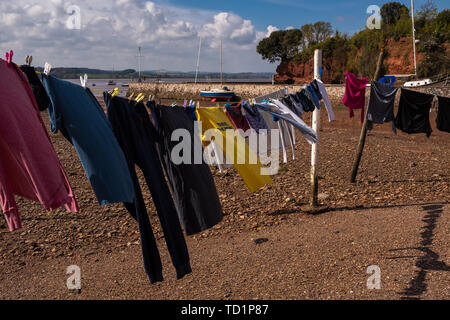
[0,0,448,73]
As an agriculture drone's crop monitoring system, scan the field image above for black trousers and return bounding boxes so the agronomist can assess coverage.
[148,103,223,236]
[104,93,191,284]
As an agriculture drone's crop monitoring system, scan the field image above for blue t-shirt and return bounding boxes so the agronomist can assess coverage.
[42,75,134,205]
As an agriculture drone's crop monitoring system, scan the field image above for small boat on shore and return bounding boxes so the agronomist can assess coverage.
[121,83,129,87]
[107,80,116,85]
[403,79,433,87]
[200,87,234,101]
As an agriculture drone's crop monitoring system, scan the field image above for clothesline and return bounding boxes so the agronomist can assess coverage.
[342,72,450,136]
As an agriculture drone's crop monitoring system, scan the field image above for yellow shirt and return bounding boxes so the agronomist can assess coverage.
[197,107,273,193]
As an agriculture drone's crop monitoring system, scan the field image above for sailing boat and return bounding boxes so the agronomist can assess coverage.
[200,40,234,101]
[107,65,116,86]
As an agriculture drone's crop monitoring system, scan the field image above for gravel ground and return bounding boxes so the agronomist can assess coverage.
[0,99,448,300]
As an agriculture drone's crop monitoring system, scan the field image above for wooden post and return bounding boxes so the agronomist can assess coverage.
[310,49,322,207]
[350,49,385,183]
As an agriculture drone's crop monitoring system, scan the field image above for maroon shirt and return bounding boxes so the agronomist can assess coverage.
[224,103,251,132]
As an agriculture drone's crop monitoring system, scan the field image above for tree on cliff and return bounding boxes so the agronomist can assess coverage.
[301,22,333,48]
[417,8,450,77]
[256,29,303,63]
[380,2,409,26]
[417,0,438,21]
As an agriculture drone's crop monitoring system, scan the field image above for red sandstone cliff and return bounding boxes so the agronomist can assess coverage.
[275,37,431,84]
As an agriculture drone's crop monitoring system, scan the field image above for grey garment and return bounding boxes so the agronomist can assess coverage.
[367,80,399,133]
[242,101,268,133]
[288,94,303,118]
[260,110,292,147]
[255,103,318,144]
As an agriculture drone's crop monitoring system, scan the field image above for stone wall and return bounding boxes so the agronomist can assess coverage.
[128,81,449,102]
[129,82,347,100]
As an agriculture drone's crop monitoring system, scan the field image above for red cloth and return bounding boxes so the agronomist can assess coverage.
[342,72,369,123]
[224,103,251,132]
[0,59,78,231]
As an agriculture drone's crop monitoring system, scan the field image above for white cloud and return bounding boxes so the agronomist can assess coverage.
[0,0,276,72]
[200,12,258,49]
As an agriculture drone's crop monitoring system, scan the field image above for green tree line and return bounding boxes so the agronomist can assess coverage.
[257,1,450,82]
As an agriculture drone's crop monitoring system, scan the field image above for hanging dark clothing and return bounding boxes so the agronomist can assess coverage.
[394,89,434,138]
[148,103,223,236]
[20,65,51,111]
[242,101,268,133]
[367,80,399,133]
[104,93,191,284]
[436,96,450,133]
[311,79,323,100]
[297,89,315,112]
[287,94,303,118]
[307,84,321,109]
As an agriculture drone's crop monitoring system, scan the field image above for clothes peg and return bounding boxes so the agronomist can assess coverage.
[5,50,13,64]
[128,93,134,102]
[135,93,145,104]
[80,74,88,88]
[135,93,143,101]
[44,62,52,75]
[111,88,119,98]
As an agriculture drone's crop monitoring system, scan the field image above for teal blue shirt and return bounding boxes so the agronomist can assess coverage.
[42,75,134,205]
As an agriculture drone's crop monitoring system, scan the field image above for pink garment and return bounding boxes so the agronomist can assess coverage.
[0,58,78,231]
[342,72,369,123]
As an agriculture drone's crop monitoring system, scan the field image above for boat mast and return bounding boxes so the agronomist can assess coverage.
[411,0,417,76]
[136,46,144,82]
[220,40,223,86]
[195,37,202,84]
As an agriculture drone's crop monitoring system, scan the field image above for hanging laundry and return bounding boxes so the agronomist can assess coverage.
[288,94,303,118]
[41,75,135,205]
[311,79,323,100]
[0,59,78,231]
[256,101,318,145]
[297,89,315,112]
[307,84,321,109]
[224,102,251,132]
[366,80,399,133]
[436,96,450,133]
[304,87,318,111]
[342,72,369,123]
[196,107,273,193]
[315,79,336,122]
[104,93,191,284]
[394,89,434,137]
[148,103,223,236]
[241,101,268,133]
[259,108,293,164]
[20,65,51,111]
